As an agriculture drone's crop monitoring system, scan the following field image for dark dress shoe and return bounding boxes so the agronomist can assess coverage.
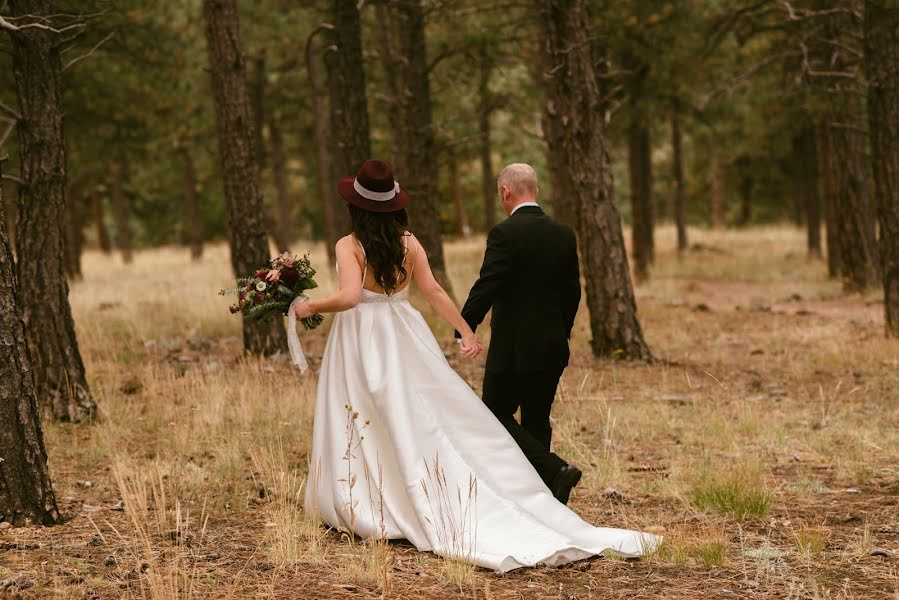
[551,464,582,505]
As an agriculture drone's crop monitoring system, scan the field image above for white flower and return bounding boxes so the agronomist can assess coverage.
[255,281,267,292]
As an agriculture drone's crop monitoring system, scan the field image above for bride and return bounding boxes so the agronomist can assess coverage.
[293,160,660,571]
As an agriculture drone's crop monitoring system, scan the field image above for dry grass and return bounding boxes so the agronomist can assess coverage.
[1,224,897,599]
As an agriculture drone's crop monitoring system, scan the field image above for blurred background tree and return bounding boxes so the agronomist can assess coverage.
[1,0,896,343]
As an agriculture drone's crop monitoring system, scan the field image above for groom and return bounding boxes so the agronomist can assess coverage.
[457,163,583,505]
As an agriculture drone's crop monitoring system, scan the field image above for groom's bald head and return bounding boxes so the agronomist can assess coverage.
[497,163,538,215]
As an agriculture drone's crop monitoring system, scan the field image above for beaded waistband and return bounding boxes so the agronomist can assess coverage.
[359,293,408,304]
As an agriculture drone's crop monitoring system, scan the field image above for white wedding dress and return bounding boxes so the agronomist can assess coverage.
[304,252,661,572]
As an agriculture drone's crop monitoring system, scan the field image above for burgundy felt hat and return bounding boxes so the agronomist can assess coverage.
[337,159,409,213]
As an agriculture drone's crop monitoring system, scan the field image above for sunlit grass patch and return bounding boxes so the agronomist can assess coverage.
[650,528,729,567]
[792,523,830,560]
[689,461,771,521]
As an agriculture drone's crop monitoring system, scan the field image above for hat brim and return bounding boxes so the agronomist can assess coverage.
[337,176,409,213]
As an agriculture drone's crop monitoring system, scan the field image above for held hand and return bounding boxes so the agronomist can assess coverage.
[293,299,316,320]
[459,332,483,359]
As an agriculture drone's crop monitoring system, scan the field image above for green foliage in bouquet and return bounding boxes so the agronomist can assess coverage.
[219,252,325,331]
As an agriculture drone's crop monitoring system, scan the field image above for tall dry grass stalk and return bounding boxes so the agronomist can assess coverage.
[111,460,208,600]
[248,441,326,565]
[420,454,479,592]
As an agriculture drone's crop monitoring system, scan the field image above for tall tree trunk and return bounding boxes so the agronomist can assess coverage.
[251,52,267,171]
[478,41,497,231]
[625,58,654,282]
[864,0,899,336]
[794,126,822,259]
[9,0,94,422]
[537,0,652,361]
[324,0,368,248]
[448,148,470,237]
[628,119,654,282]
[91,192,111,254]
[110,161,132,264]
[63,196,83,280]
[269,112,293,251]
[711,153,726,229]
[203,0,287,356]
[306,33,338,264]
[181,146,203,261]
[0,161,60,527]
[671,108,688,252]
[2,180,17,252]
[737,173,753,227]
[375,0,453,296]
[822,6,880,292]
[827,117,880,292]
[818,120,842,277]
[542,110,577,230]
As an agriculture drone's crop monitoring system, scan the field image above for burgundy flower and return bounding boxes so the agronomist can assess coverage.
[255,292,265,303]
[280,266,300,284]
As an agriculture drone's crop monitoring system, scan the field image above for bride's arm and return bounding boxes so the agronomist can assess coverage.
[409,235,482,358]
[294,237,363,318]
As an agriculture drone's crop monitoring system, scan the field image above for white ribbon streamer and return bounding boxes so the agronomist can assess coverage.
[287,296,310,375]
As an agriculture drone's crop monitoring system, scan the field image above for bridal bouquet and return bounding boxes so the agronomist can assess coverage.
[219,252,324,331]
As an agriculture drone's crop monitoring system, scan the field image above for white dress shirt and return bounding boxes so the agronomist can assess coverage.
[510,202,540,215]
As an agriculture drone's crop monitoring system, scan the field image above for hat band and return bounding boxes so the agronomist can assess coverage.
[354,179,399,202]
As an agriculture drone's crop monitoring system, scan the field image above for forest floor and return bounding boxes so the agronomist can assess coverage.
[1,226,897,599]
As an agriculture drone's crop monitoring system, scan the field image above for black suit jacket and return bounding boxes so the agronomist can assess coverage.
[458,206,581,373]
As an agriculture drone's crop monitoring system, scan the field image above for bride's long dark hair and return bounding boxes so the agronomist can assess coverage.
[348,205,409,294]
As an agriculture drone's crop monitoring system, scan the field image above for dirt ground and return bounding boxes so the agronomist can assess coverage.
[1,226,897,599]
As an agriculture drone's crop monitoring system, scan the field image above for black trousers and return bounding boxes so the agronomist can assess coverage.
[482,367,567,487]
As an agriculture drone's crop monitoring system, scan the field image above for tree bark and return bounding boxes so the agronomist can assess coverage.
[181,146,203,261]
[251,52,267,171]
[628,120,654,282]
[91,192,111,254]
[203,0,286,356]
[324,0,368,246]
[542,109,577,230]
[625,56,654,282]
[794,126,822,259]
[864,0,899,336]
[374,0,453,296]
[827,117,880,292]
[736,161,753,228]
[479,41,497,231]
[671,109,688,252]
[711,153,726,230]
[818,120,842,277]
[63,196,83,280]
[0,160,60,527]
[448,148,470,237]
[537,0,652,361]
[306,33,339,264]
[109,161,132,264]
[268,111,293,251]
[9,0,94,422]
[2,180,17,253]
[821,6,881,292]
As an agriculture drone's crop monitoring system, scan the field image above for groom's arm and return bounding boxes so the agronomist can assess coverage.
[563,229,581,339]
[455,226,512,337]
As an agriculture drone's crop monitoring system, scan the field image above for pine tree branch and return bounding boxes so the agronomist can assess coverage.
[63,31,113,71]
[0,14,83,33]
[0,101,20,121]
